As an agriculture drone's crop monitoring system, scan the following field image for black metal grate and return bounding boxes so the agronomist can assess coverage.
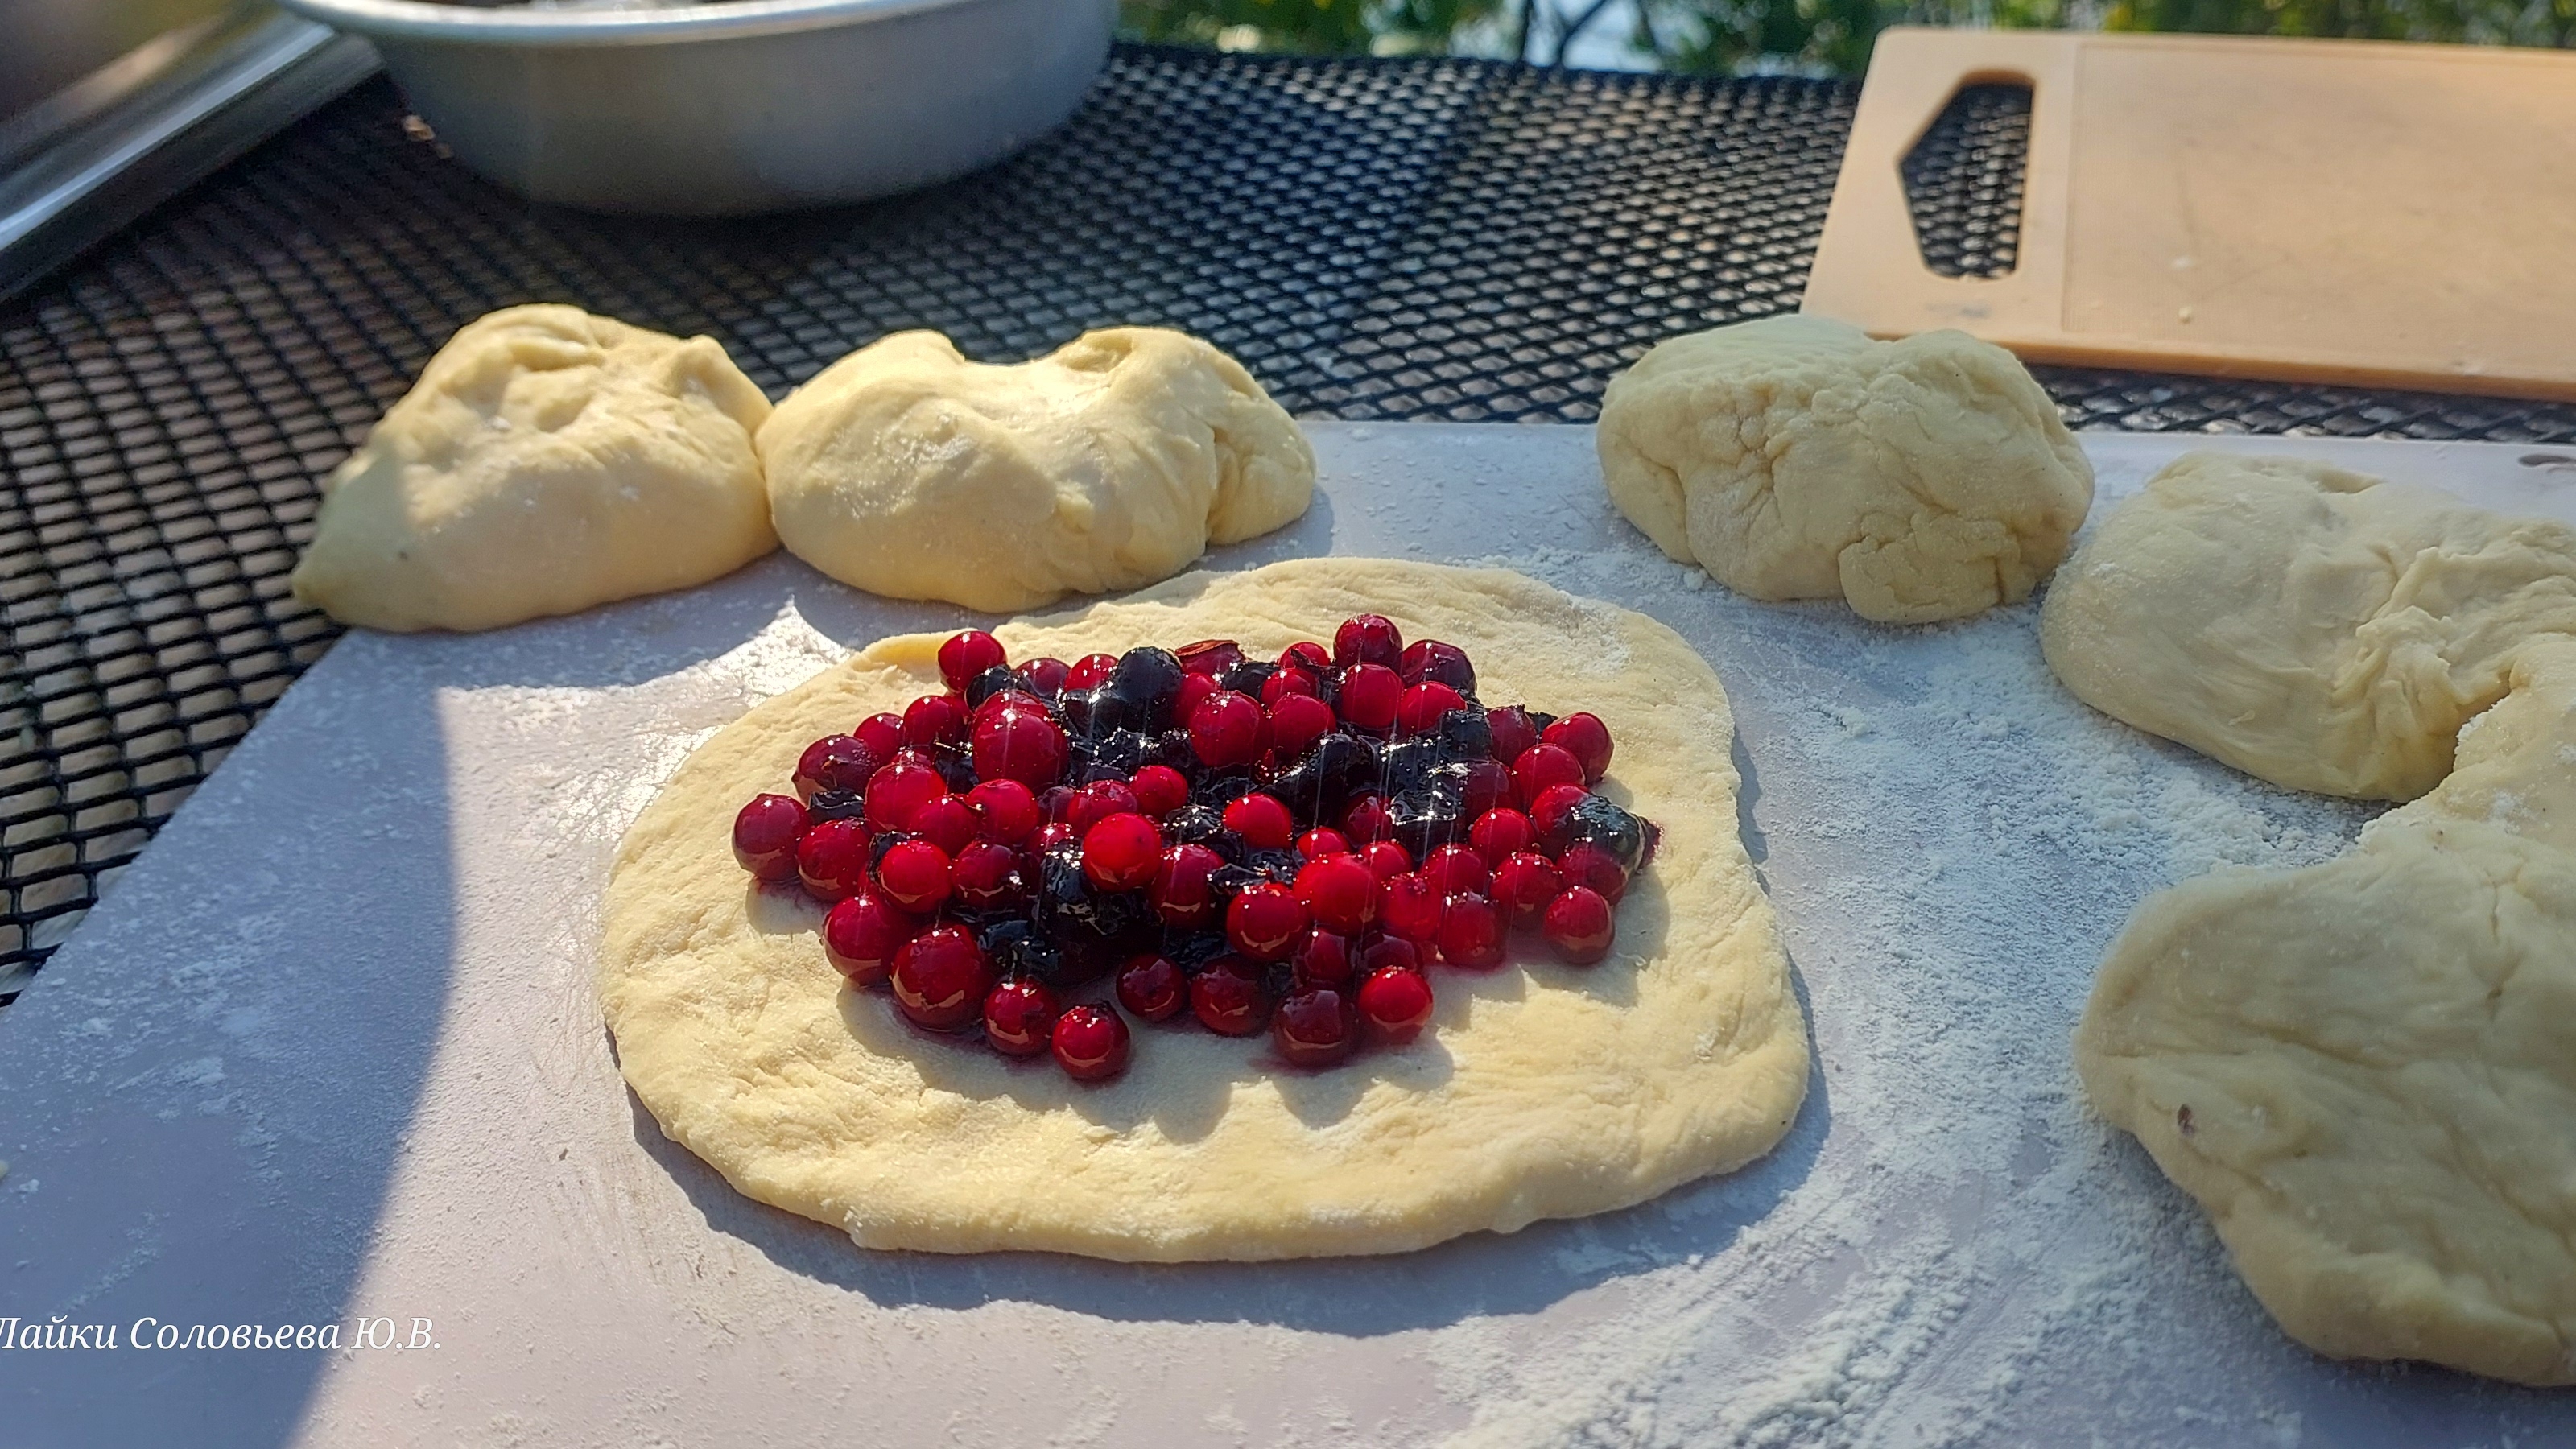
[6,46,2576,999]
[1901,81,2031,280]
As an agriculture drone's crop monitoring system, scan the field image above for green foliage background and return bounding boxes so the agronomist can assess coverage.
[1117,0,2575,75]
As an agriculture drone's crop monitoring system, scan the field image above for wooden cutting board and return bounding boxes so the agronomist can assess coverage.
[1802,27,2576,400]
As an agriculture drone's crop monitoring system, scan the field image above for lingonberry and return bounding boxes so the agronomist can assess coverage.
[1115,953,1188,1022]
[1065,653,1119,692]
[1469,807,1535,865]
[1491,851,1565,925]
[1529,782,1591,846]
[1278,641,1331,674]
[1273,986,1356,1068]
[733,793,808,881]
[1177,639,1244,676]
[795,818,873,901]
[938,630,1008,692]
[823,892,917,985]
[910,794,977,856]
[1421,843,1491,899]
[1556,840,1629,903]
[876,839,954,914]
[853,712,906,760]
[970,704,1068,790]
[1336,663,1402,733]
[1188,690,1264,769]
[965,778,1040,844]
[1397,639,1475,693]
[1359,839,1414,882]
[1333,614,1403,669]
[901,692,969,749]
[1051,1004,1131,1081]
[1342,793,1394,844]
[1542,886,1616,964]
[793,735,880,803]
[1067,778,1141,836]
[1356,965,1435,1044]
[1082,811,1164,893]
[1191,956,1269,1035]
[1129,765,1190,819]
[1484,705,1540,766]
[1261,667,1320,705]
[1296,827,1350,860]
[982,976,1059,1056]
[890,926,993,1030]
[1294,855,1377,935]
[1378,872,1443,943]
[1265,693,1336,758]
[1454,759,1513,818]
[1357,932,1422,976]
[1226,881,1309,961]
[1394,682,1468,737]
[1176,671,1218,729]
[1435,891,1506,969]
[864,759,947,833]
[1290,928,1358,988]
[1038,785,1075,822]
[1222,791,1295,851]
[1510,743,1586,807]
[1148,842,1225,928]
[1542,712,1614,783]
[1018,657,1071,700]
[951,840,1025,910]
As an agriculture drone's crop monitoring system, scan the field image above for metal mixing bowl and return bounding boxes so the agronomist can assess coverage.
[273,0,1115,213]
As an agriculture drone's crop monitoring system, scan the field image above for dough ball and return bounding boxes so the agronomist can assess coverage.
[756,328,1314,613]
[2074,642,2576,1385]
[2041,452,2576,800]
[289,304,777,633]
[1596,315,2092,624]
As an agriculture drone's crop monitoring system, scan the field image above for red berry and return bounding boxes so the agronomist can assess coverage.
[1273,986,1356,1067]
[1356,966,1435,1043]
[1542,886,1616,964]
[1191,956,1269,1035]
[982,976,1059,1056]
[1342,794,1394,843]
[1265,693,1337,758]
[1297,827,1351,859]
[795,818,873,901]
[1148,843,1225,928]
[1067,778,1141,836]
[1397,639,1475,692]
[864,760,947,833]
[1358,932,1422,975]
[1469,807,1535,865]
[1223,791,1295,851]
[1176,671,1219,729]
[910,794,977,856]
[1065,653,1120,691]
[1278,641,1330,673]
[971,687,1046,728]
[876,839,954,913]
[965,778,1040,844]
[1261,667,1320,705]
[1333,614,1403,669]
[902,692,968,749]
[1294,855,1377,935]
[1051,1004,1131,1081]
[1082,811,1164,892]
[1530,783,1591,845]
[890,926,993,1030]
[1226,881,1308,961]
[1557,840,1630,903]
[1290,928,1358,988]
[971,704,1069,790]
[854,712,905,759]
[1511,744,1586,807]
[1395,682,1468,736]
[1116,953,1188,1022]
[1436,891,1506,968]
[1130,764,1190,819]
[1028,821,1077,855]
[1019,657,1071,699]
[793,735,880,802]
[823,892,917,985]
[1379,872,1443,943]
[733,793,808,880]
[1360,839,1414,882]
[1485,705,1540,765]
[1422,843,1491,898]
[1337,663,1402,733]
[1543,712,1614,783]
[1491,850,1565,924]
[938,630,1008,691]
[1177,639,1245,676]
[1189,690,1264,768]
[1454,758,1513,818]
[951,840,1024,910]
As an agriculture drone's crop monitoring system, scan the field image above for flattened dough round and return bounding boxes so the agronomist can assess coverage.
[2077,643,2576,1385]
[757,328,1314,613]
[599,559,1808,1261]
[1596,315,2092,624]
[290,304,777,633]
[2042,452,2576,800]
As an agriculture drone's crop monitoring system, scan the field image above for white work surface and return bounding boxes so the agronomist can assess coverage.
[4,426,2574,1447]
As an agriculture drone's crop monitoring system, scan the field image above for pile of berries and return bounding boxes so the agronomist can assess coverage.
[729,616,1657,1083]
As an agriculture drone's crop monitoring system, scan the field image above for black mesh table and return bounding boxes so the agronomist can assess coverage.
[5,46,2574,999]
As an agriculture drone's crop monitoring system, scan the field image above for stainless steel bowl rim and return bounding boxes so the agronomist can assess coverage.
[272,0,987,46]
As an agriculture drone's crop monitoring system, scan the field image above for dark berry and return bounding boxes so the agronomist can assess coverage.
[795,818,873,902]
[1116,953,1189,1022]
[1469,807,1535,865]
[1188,690,1263,769]
[963,667,1029,712]
[1451,759,1514,819]
[1020,657,1071,700]
[1337,663,1402,733]
[1038,785,1075,822]
[1223,791,1296,850]
[1556,840,1630,903]
[1397,640,1476,693]
[1356,966,1435,1043]
[1379,872,1443,943]
[1225,881,1308,961]
[1130,764,1190,819]
[982,976,1059,1056]
[1067,778,1141,836]
[952,840,1025,910]
[1149,843,1225,928]
[1395,683,1468,737]
[1190,956,1269,1035]
[1359,839,1413,881]
[1435,891,1505,968]
[853,712,906,759]
[1265,693,1337,758]
[902,693,969,749]
[1333,615,1403,669]
[1290,928,1358,988]
[1082,811,1164,892]
[1273,986,1356,1068]
[1051,1004,1131,1081]
[1296,828,1350,860]
[1096,648,1187,733]
[1065,653,1119,692]
[965,778,1041,844]
[1294,855,1377,935]
[823,892,917,985]
[938,630,1009,691]
[1511,744,1587,808]
[971,703,1069,791]
[733,794,808,881]
[1029,821,1076,855]
[1358,932,1422,975]
[890,926,993,1030]
[1542,712,1613,783]
[1263,733,1382,824]
[1162,803,1228,848]
[1557,792,1653,876]
[1491,851,1565,925]
[876,839,953,913]
[1422,844,1490,898]
[1485,706,1540,765]
[794,735,881,803]
[1542,886,1616,964]
[910,794,977,856]
[864,759,947,833]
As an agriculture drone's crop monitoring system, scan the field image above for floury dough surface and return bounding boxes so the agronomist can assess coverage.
[289,304,776,633]
[2041,452,2576,801]
[758,328,1315,613]
[597,559,1808,1261]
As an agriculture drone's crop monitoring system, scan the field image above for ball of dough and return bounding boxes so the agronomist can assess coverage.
[599,559,1808,1261]
[755,328,1315,613]
[1596,315,2092,624]
[289,304,776,633]
[2041,452,2576,800]
[2074,642,2576,1386]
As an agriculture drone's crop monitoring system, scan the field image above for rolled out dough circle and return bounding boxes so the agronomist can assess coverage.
[598,559,1810,1261]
